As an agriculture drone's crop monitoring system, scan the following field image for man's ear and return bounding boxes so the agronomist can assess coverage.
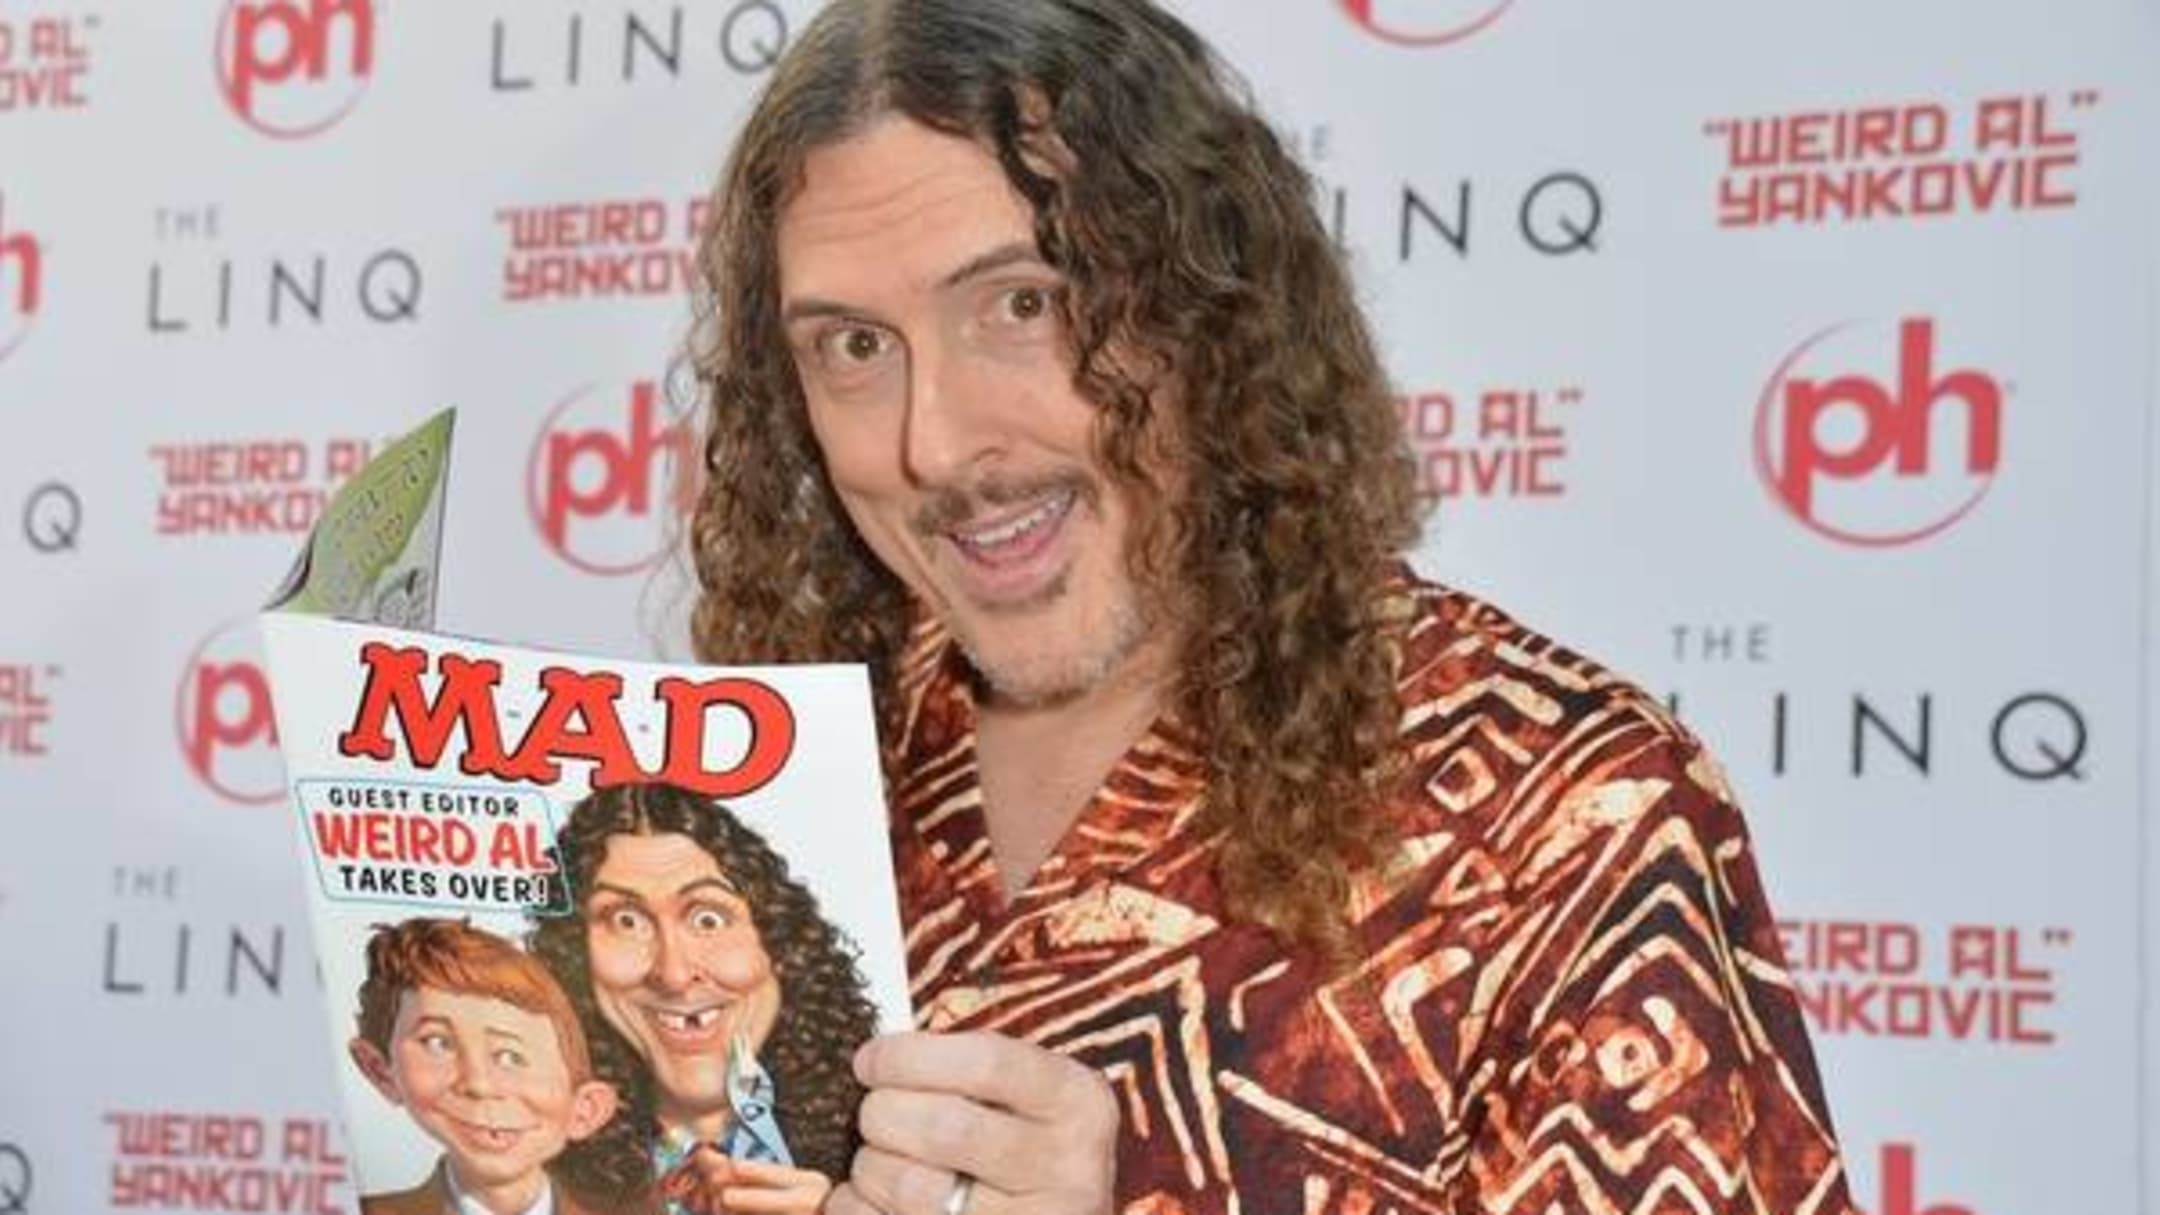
[349,1037,402,1107]
[564,1080,619,1142]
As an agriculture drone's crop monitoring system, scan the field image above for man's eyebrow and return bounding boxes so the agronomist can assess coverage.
[780,241,1049,326]
[483,1026,528,1043]
[781,297,867,326]
[677,876,742,899]
[938,240,1045,289]
[586,876,740,904]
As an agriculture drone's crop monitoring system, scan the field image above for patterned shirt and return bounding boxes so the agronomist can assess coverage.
[887,573,1857,1214]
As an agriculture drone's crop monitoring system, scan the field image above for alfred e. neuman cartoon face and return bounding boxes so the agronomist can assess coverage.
[352,986,617,1202]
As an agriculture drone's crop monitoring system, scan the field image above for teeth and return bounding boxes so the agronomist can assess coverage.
[658,1007,720,1032]
[962,492,1069,548]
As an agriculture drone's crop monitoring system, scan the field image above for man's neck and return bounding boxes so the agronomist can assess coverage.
[973,636,1176,901]
[660,1105,734,1146]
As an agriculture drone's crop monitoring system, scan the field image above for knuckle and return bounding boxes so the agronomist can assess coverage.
[955,1039,1006,1095]
[857,1089,897,1141]
[920,1095,986,1157]
[826,1181,869,1215]
[1069,1064,1118,1127]
[848,1144,885,1182]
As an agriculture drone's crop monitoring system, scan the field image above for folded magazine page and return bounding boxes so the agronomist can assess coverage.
[259,412,909,1215]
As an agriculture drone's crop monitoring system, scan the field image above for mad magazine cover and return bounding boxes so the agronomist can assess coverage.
[258,410,911,1215]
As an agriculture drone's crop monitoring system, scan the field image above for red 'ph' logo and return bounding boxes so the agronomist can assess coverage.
[1864,1142,1975,1215]
[525,380,698,575]
[1339,0,1514,46]
[0,194,42,364]
[174,618,284,805]
[1754,317,2003,547]
[215,0,376,139]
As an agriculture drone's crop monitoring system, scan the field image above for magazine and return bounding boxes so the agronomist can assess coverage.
[259,410,909,1215]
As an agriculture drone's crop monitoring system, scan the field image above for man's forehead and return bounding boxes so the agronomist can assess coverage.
[777,116,1040,300]
[593,831,738,894]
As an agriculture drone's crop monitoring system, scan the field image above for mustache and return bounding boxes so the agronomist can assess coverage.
[911,470,1098,536]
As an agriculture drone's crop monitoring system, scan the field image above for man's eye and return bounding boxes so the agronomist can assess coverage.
[494,1047,527,1069]
[418,1033,453,1055]
[689,906,730,932]
[606,907,648,935]
[820,325,890,364]
[1003,285,1051,322]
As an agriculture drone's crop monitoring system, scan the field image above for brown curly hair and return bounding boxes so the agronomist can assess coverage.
[687,0,1421,957]
[528,782,880,1195]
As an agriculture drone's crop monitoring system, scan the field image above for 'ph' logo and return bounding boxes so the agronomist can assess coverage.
[1864,1142,1974,1215]
[0,194,43,364]
[1339,0,1514,46]
[174,618,283,805]
[216,0,376,138]
[525,380,697,575]
[1754,317,2003,547]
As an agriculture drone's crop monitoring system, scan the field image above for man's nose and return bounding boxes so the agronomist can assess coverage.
[648,921,699,993]
[901,338,1001,488]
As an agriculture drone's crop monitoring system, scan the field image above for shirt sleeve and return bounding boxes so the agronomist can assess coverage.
[1452,727,1857,1215]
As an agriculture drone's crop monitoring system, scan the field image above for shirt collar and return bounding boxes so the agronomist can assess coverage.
[443,1160,554,1215]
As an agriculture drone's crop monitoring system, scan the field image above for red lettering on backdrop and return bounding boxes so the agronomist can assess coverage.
[1777,918,2064,1046]
[105,1109,347,1213]
[1709,91,2095,227]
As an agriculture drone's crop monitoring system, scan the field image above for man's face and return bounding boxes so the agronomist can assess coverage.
[584,832,782,1131]
[776,115,1167,708]
[364,988,610,1192]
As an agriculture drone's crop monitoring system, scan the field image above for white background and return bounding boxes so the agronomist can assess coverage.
[0,3,2154,1213]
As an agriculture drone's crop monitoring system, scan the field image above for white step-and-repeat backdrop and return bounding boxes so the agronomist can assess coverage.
[2,3,2155,1213]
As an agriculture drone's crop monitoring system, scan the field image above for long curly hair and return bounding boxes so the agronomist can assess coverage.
[687,0,1421,957]
[529,782,880,1195]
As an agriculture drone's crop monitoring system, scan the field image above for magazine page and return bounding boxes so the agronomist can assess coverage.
[259,412,909,1215]
[266,407,454,629]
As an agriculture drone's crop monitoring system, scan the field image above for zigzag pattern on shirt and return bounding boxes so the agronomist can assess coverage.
[888,577,1854,1215]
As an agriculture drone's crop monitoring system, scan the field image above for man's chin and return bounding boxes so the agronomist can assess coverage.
[653,1070,735,1125]
[957,609,1152,710]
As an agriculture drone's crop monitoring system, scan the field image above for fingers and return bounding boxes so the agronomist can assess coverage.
[688,1147,740,1186]
[718,1168,832,1215]
[855,1031,1108,1123]
[722,1158,823,1187]
[677,1155,832,1215]
[850,1032,1118,1211]
[825,1182,880,1215]
[848,1144,986,1215]
[858,1084,1033,1185]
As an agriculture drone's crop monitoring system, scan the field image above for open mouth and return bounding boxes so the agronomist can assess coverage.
[950,484,1075,570]
[643,1002,731,1050]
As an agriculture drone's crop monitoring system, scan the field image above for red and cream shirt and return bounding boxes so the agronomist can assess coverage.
[886,575,1856,1215]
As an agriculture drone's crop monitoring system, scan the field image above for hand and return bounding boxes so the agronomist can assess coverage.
[663,1147,833,1215]
[829,1031,1118,1215]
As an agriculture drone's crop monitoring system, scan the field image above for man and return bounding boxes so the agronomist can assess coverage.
[528,783,881,1215]
[687,2,1857,1213]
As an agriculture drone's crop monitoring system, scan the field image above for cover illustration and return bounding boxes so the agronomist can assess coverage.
[259,411,910,1215]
